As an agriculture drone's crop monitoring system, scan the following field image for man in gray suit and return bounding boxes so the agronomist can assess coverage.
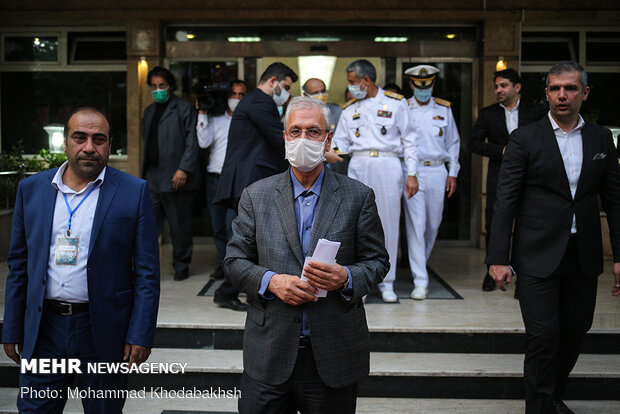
[141,66,200,280]
[224,96,389,413]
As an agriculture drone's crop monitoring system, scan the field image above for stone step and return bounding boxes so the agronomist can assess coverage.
[0,387,619,414]
[152,325,620,354]
[2,349,619,400]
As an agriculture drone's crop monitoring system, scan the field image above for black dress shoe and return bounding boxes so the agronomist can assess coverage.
[552,399,575,414]
[482,274,496,291]
[173,272,189,281]
[214,292,249,312]
[210,266,225,280]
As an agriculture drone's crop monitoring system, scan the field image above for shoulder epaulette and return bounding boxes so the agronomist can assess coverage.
[434,97,451,107]
[342,98,358,109]
[384,91,404,100]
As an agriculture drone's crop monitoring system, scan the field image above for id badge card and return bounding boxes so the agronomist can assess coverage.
[55,236,79,265]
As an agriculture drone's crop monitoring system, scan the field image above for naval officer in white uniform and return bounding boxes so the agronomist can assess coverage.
[332,59,419,302]
[403,65,460,300]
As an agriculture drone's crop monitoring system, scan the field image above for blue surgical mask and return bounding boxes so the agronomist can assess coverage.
[413,87,433,103]
[347,80,367,100]
[152,88,170,103]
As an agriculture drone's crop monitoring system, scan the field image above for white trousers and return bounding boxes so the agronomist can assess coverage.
[403,164,447,288]
[348,155,402,292]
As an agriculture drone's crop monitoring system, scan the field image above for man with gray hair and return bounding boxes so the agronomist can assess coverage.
[332,59,419,302]
[225,96,389,413]
[488,61,620,413]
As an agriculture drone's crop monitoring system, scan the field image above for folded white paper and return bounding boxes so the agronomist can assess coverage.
[301,238,341,298]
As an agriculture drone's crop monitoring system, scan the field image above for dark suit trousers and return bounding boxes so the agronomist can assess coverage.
[18,311,126,414]
[238,344,357,414]
[517,237,597,414]
[148,168,194,276]
[215,200,240,299]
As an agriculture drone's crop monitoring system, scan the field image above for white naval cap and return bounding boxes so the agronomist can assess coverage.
[404,65,440,89]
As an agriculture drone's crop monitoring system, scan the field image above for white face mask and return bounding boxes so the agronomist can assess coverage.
[347,79,367,100]
[285,136,327,172]
[228,98,240,112]
[273,82,290,106]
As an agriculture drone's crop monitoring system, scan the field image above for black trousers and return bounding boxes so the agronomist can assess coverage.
[149,188,194,276]
[484,190,496,276]
[517,236,598,414]
[238,344,357,414]
[215,201,241,299]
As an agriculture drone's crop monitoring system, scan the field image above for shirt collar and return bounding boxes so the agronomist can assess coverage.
[51,161,106,194]
[548,111,585,134]
[290,166,325,199]
[500,97,520,112]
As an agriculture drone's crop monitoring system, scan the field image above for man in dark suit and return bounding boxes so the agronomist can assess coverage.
[141,66,199,281]
[470,68,545,291]
[224,97,389,413]
[487,61,620,414]
[3,108,160,413]
[214,62,298,311]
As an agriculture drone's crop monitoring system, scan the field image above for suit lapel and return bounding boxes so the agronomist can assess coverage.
[159,95,177,125]
[41,171,59,270]
[89,167,119,257]
[540,118,572,197]
[575,122,594,198]
[494,104,509,137]
[274,171,305,267]
[308,169,341,256]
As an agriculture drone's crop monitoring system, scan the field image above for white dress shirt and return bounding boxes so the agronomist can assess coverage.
[500,98,520,135]
[46,161,105,302]
[549,112,585,234]
[196,112,232,174]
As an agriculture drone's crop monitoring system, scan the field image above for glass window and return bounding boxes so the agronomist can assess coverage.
[586,32,620,64]
[169,61,239,116]
[521,32,578,64]
[68,31,126,63]
[4,36,58,62]
[521,72,620,128]
[1,71,127,155]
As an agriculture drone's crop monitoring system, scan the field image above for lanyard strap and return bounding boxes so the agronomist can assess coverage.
[62,184,98,236]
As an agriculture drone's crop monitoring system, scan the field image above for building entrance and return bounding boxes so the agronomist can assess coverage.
[165,25,479,243]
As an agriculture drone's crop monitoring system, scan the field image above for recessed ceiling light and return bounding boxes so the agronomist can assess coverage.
[374,37,408,42]
[228,37,261,42]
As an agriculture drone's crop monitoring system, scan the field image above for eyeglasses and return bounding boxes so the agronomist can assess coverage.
[286,128,329,140]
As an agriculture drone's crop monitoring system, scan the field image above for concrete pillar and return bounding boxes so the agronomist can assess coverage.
[110,19,161,177]
[473,18,521,248]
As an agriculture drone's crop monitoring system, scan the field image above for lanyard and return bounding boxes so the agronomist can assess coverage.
[62,184,98,236]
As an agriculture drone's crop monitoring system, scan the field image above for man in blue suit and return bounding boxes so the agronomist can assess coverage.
[2,107,160,413]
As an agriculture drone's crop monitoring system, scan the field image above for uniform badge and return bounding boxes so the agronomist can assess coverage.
[353,113,360,120]
[381,126,387,135]
[438,128,443,136]
[433,115,444,120]
[355,128,360,137]
[377,110,392,118]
